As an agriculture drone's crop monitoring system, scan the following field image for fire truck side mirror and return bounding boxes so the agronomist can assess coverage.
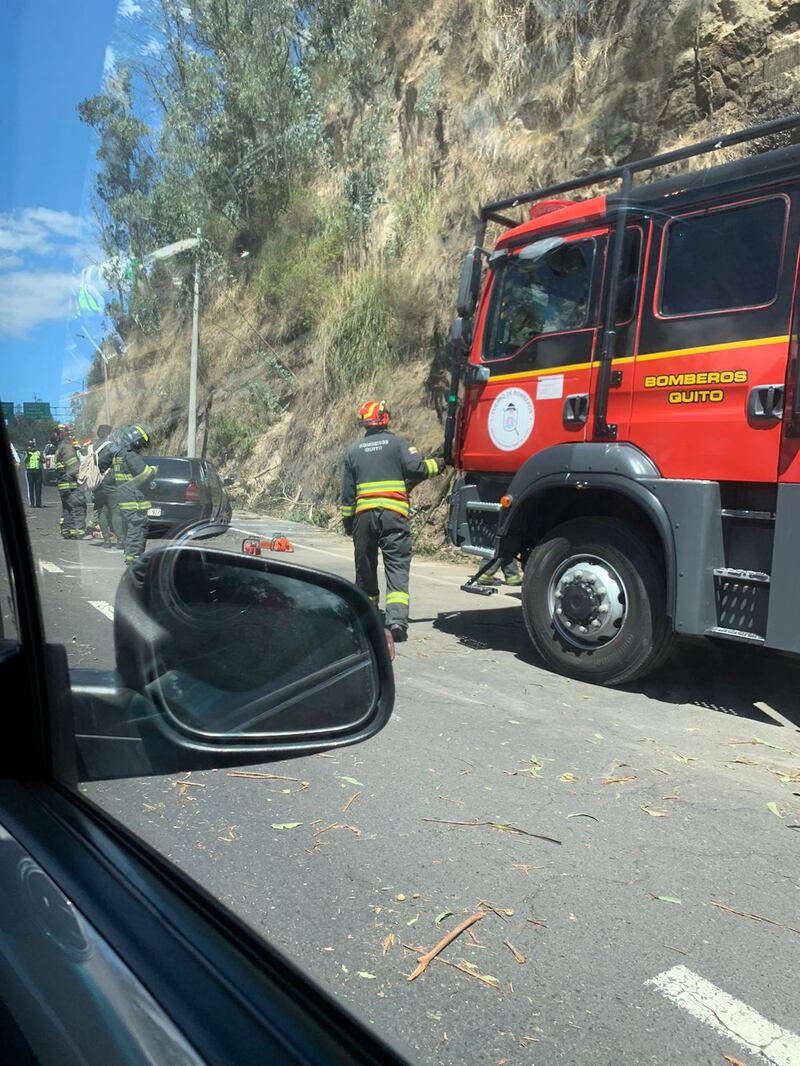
[456,248,482,318]
[449,315,472,351]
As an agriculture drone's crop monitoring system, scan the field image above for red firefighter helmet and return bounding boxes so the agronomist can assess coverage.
[358,400,390,428]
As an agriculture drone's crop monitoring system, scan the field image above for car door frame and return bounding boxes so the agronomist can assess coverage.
[0,420,410,1066]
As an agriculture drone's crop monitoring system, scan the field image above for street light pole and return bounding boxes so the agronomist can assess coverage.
[187,227,201,458]
[77,330,111,425]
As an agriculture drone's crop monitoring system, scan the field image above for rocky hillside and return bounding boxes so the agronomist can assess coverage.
[78,0,800,543]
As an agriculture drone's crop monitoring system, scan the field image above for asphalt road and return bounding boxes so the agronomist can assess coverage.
[26,479,800,1066]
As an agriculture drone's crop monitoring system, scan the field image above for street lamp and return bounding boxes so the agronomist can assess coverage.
[75,329,112,425]
[86,234,202,457]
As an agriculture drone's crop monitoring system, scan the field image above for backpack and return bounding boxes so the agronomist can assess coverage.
[77,440,112,491]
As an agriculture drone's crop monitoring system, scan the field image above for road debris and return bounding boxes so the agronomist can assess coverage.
[406,914,420,926]
[601,774,637,785]
[395,893,407,902]
[422,817,561,844]
[337,775,364,787]
[341,791,362,814]
[559,772,578,783]
[407,911,486,981]
[526,917,547,927]
[722,1055,746,1066]
[381,933,396,956]
[711,899,800,935]
[766,801,782,817]
[271,822,302,830]
[312,823,362,838]
[227,771,307,785]
[650,894,682,904]
[641,805,668,817]
[435,910,453,928]
[566,813,599,822]
[503,939,526,964]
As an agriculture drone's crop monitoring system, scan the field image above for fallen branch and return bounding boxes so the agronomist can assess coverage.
[422,817,561,845]
[407,912,485,981]
[227,771,303,782]
[503,939,526,964]
[341,791,362,814]
[312,822,362,838]
[402,944,499,988]
[711,900,800,936]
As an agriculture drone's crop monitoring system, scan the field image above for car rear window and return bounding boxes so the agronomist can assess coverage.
[152,458,191,479]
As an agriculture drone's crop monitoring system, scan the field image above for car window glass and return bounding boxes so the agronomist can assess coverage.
[484,239,594,361]
[0,523,19,645]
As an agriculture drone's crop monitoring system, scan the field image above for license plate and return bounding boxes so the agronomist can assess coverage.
[147,507,162,517]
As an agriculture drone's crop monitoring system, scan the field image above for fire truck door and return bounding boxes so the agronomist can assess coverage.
[459,235,599,473]
[629,194,797,482]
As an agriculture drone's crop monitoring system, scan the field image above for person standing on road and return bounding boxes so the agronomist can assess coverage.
[341,400,444,643]
[24,439,43,507]
[52,425,87,539]
[114,425,156,565]
[473,554,522,587]
[92,424,123,549]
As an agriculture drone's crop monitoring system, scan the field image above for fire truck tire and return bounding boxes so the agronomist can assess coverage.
[522,517,672,686]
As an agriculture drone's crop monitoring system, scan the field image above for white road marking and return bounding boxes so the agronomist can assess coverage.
[88,600,115,621]
[39,561,63,573]
[647,965,800,1066]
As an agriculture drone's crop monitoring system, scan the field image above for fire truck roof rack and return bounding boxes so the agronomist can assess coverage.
[477,112,800,242]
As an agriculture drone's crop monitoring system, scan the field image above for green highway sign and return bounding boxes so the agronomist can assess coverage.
[1,402,14,422]
[23,402,52,420]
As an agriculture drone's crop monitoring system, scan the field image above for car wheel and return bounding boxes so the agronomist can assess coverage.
[522,517,672,686]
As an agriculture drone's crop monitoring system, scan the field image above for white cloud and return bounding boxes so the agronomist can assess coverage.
[103,46,117,76]
[0,271,79,336]
[118,0,142,17]
[0,256,23,271]
[0,208,90,258]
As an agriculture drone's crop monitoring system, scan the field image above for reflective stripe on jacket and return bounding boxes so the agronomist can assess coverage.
[55,440,80,490]
[341,429,441,520]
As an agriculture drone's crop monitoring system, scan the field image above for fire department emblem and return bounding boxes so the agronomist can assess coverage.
[487,387,535,451]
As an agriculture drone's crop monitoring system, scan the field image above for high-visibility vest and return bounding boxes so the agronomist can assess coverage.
[25,450,42,470]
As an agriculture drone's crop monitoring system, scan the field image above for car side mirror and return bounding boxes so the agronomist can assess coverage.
[71,545,394,780]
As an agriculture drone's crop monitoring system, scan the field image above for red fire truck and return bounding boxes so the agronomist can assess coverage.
[445,114,800,685]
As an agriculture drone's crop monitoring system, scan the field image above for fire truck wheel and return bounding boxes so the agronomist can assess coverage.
[522,517,672,686]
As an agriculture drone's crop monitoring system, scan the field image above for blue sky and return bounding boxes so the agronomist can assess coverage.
[0,0,119,412]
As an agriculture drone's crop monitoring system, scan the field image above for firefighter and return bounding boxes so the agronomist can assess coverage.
[24,439,43,507]
[52,425,87,538]
[93,424,123,549]
[341,400,443,642]
[475,555,522,588]
[114,424,156,565]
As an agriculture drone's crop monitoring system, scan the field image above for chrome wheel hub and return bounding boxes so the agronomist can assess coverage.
[548,556,627,647]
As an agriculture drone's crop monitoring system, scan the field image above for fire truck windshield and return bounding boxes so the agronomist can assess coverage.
[483,239,594,360]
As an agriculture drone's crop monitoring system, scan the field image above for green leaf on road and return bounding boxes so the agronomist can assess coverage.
[425,1011,442,1022]
[434,910,453,928]
[767,801,783,818]
[406,913,419,926]
[337,776,364,787]
[341,965,349,973]
[271,822,302,830]
[357,971,377,979]
[653,895,682,904]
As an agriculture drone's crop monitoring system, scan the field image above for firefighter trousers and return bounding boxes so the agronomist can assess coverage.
[119,504,148,564]
[94,484,124,544]
[353,508,411,629]
[59,486,86,537]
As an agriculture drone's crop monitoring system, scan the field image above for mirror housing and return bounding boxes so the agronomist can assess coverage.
[71,545,394,780]
[455,248,482,318]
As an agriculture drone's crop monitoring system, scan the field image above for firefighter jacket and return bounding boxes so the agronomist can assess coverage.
[114,448,157,512]
[340,429,442,526]
[55,439,80,491]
